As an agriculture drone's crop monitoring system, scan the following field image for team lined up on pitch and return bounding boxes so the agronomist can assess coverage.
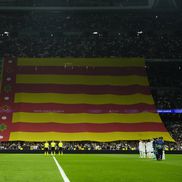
[139,137,165,160]
[44,141,63,156]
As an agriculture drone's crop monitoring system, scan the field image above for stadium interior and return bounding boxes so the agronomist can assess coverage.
[0,1,182,181]
[0,0,182,150]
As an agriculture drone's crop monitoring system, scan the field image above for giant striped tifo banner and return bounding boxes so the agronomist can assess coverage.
[0,57,174,141]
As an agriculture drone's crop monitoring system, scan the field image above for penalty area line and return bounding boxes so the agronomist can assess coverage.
[53,156,70,182]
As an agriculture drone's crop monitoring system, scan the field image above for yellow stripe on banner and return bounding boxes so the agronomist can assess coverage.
[17,58,145,67]
[14,93,154,104]
[12,112,162,124]
[10,131,174,142]
[16,75,148,86]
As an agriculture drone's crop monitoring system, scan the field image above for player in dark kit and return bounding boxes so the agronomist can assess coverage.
[44,141,49,156]
[51,141,56,155]
[155,137,164,160]
[58,141,63,155]
[152,138,157,159]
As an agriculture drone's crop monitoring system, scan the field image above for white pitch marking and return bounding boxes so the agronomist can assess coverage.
[53,156,70,182]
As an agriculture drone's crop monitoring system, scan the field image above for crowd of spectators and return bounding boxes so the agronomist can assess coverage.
[146,61,182,145]
[161,114,182,144]
[146,61,182,109]
[0,10,182,149]
[0,140,180,151]
[0,11,182,58]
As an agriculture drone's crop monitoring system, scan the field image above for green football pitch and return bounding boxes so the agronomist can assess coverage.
[0,154,182,182]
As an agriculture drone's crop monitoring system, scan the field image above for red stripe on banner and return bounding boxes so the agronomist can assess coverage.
[16,66,146,76]
[15,84,150,95]
[13,103,156,113]
[9,123,166,133]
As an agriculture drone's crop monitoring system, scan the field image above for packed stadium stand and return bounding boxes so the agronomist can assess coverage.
[0,11,182,58]
[0,0,182,151]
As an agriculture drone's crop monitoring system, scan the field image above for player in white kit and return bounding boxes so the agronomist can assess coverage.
[146,139,154,158]
[162,145,166,160]
[139,140,143,158]
[139,140,146,158]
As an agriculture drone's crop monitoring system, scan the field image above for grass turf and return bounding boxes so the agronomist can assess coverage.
[0,154,63,182]
[0,154,182,182]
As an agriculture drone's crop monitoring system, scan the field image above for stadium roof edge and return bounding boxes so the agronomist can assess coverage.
[0,6,175,11]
